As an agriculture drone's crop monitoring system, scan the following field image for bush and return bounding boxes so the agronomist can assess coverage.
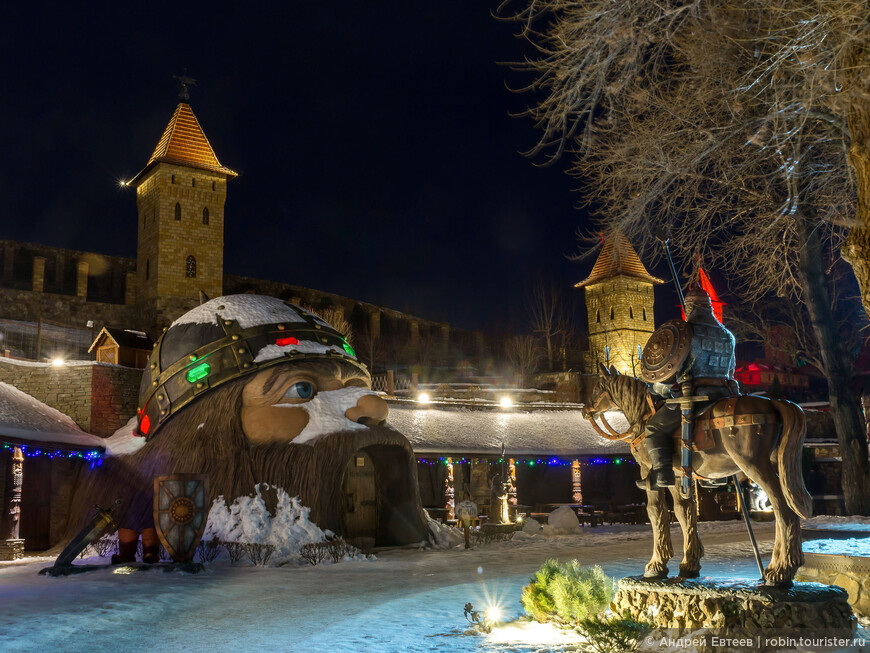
[300,538,361,566]
[196,538,224,564]
[578,613,650,653]
[245,543,275,566]
[521,561,614,626]
[224,542,246,564]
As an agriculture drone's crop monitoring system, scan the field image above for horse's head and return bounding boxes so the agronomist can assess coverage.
[583,363,621,421]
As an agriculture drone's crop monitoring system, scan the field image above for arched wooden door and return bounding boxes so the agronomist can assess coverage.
[341,450,377,548]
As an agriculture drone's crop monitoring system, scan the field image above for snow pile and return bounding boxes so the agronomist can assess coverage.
[286,386,375,444]
[425,512,464,549]
[542,506,581,536]
[804,538,870,557]
[253,341,351,364]
[171,295,324,329]
[522,518,542,534]
[203,484,328,563]
[104,416,146,456]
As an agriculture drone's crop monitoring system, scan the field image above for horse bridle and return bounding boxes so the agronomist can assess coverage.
[586,383,657,448]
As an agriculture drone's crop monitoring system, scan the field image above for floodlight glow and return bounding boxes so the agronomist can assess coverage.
[499,396,513,408]
[417,393,431,404]
[51,358,65,367]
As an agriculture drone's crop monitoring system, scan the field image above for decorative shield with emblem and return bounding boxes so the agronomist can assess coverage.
[154,474,209,562]
[641,319,693,383]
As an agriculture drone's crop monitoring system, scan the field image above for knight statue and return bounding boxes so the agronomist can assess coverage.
[637,283,739,490]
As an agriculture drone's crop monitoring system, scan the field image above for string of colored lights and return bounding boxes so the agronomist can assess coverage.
[1,442,103,462]
[416,456,635,466]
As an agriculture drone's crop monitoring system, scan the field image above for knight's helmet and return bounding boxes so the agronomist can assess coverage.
[684,282,714,321]
[137,295,368,440]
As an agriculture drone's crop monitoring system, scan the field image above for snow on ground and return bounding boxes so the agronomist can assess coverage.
[805,538,870,556]
[5,519,857,653]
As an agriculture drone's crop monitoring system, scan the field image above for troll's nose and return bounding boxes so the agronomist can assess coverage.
[345,394,389,426]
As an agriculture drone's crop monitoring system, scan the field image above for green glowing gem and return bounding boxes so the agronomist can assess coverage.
[186,362,211,384]
[343,342,356,357]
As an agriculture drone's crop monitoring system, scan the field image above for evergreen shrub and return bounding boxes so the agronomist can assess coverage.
[521,560,614,625]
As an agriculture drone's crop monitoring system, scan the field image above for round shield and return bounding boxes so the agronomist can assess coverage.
[641,319,692,383]
[154,473,209,562]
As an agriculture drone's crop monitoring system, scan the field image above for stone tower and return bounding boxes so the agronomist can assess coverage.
[128,102,237,330]
[575,232,662,376]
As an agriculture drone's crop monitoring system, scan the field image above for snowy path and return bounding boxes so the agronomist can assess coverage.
[0,522,791,652]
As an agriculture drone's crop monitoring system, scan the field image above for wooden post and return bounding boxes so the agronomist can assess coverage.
[35,317,43,361]
[386,369,395,396]
[0,447,25,560]
[572,460,583,504]
[444,458,455,520]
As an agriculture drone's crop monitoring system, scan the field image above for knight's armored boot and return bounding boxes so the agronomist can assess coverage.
[111,531,138,565]
[141,528,160,564]
[636,440,675,490]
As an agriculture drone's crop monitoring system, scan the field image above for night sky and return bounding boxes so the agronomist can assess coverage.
[0,3,669,334]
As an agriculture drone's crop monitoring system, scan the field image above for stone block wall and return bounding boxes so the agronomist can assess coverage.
[135,163,226,302]
[0,359,141,436]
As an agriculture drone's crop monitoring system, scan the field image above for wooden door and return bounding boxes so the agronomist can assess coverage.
[342,451,377,548]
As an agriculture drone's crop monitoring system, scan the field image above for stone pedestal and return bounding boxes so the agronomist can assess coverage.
[615,576,854,652]
[0,539,24,561]
[796,552,870,618]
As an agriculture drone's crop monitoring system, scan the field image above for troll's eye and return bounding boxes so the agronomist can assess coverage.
[284,381,315,400]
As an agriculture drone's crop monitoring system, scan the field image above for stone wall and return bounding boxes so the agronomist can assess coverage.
[0,359,141,436]
[796,552,870,617]
[585,275,656,375]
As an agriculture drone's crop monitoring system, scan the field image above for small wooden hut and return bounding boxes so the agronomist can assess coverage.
[88,327,153,368]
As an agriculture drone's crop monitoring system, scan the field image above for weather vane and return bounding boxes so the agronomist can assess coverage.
[173,71,197,102]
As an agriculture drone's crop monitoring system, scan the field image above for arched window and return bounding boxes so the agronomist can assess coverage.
[609,307,614,320]
[643,308,647,321]
[202,207,210,225]
[171,174,176,184]
[629,306,634,319]
[192,178,196,187]
[212,181,216,191]
[174,203,181,221]
[595,310,600,323]
[186,255,197,278]
[145,259,150,281]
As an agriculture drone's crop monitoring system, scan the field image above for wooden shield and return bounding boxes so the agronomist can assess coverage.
[641,319,692,383]
[154,474,209,562]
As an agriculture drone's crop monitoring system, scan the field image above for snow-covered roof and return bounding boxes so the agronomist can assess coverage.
[386,404,630,457]
[0,382,105,451]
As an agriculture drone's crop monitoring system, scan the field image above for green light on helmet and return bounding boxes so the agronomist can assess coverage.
[186,362,211,384]
[343,342,356,357]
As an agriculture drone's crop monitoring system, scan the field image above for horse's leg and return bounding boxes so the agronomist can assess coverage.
[669,484,703,578]
[644,488,673,579]
[738,459,801,586]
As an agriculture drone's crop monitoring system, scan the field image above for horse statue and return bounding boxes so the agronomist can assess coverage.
[583,364,811,587]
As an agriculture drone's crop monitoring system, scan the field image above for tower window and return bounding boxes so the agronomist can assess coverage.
[609,307,614,320]
[192,178,196,187]
[212,181,216,191]
[202,207,210,225]
[171,174,176,184]
[643,308,647,321]
[175,202,181,221]
[629,306,634,319]
[145,259,150,281]
[596,310,600,323]
[186,255,197,278]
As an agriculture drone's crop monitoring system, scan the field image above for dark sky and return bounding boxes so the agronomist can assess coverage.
[0,3,631,333]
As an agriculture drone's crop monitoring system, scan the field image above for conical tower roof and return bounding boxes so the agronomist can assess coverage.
[129,103,237,186]
[574,231,663,288]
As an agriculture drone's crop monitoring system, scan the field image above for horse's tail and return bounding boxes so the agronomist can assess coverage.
[772,399,813,519]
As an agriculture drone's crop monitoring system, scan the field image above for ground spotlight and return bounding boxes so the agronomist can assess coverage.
[51,358,65,367]
[417,392,431,404]
[499,396,513,408]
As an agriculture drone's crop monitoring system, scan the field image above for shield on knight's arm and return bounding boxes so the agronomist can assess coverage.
[154,474,209,562]
[641,319,692,383]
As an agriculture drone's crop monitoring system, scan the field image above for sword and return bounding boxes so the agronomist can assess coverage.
[52,499,120,567]
[666,386,707,500]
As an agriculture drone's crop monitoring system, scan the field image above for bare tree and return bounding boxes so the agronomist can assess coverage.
[528,282,564,372]
[502,0,870,513]
[307,306,354,345]
[505,335,541,385]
